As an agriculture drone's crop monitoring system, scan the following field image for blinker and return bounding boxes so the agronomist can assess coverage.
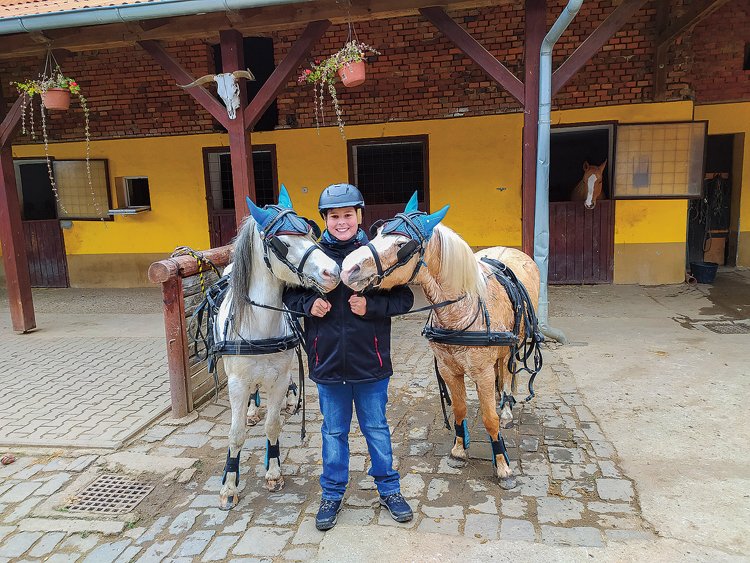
[268,237,289,258]
[397,239,419,262]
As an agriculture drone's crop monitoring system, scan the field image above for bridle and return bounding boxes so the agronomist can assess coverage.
[256,206,326,292]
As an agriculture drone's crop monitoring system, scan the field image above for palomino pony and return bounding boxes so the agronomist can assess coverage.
[214,187,339,509]
[340,195,540,489]
[570,160,607,210]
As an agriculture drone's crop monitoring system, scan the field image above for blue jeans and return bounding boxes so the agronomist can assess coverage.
[317,378,401,500]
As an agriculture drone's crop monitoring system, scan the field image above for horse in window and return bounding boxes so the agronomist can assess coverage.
[570,160,607,209]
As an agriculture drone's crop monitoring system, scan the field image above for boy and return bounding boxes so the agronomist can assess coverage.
[283,183,414,531]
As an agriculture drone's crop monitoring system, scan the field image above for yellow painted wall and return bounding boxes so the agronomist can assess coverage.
[695,101,750,267]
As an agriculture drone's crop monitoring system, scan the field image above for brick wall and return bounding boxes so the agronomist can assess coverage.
[1,0,747,143]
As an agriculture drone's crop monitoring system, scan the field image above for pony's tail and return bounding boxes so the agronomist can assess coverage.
[230,215,257,333]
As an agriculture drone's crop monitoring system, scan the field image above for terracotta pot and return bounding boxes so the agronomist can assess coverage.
[337,61,366,87]
[41,88,71,111]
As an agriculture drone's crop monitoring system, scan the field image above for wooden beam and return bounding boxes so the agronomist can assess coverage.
[0,145,36,333]
[658,0,730,46]
[0,0,513,60]
[522,0,545,258]
[244,19,331,129]
[552,0,649,95]
[220,29,255,230]
[0,97,24,149]
[653,0,671,102]
[137,40,231,130]
[420,6,524,105]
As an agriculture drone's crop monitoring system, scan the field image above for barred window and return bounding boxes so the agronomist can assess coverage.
[614,122,706,199]
[205,147,277,210]
[54,160,111,220]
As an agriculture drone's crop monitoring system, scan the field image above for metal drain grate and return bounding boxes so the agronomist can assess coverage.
[65,474,154,515]
[702,322,750,335]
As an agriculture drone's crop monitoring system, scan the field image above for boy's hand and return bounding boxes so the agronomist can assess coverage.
[349,294,367,316]
[310,298,331,318]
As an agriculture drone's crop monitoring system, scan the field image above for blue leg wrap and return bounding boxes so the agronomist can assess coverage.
[489,433,510,467]
[454,420,470,449]
[265,440,281,471]
[252,390,261,408]
[222,448,241,486]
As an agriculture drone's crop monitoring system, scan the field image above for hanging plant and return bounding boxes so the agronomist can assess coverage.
[298,40,380,139]
[11,59,100,219]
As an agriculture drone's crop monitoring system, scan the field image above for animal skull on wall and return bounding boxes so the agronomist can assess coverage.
[179,70,255,119]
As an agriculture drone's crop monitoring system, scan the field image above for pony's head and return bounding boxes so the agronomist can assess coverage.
[241,185,339,292]
[341,192,480,298]
[581,160,607,210]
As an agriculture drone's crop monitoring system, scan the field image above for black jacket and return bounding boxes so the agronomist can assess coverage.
[283,229,414,385]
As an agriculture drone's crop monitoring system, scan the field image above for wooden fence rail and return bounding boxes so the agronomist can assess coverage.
[148,245,232,418]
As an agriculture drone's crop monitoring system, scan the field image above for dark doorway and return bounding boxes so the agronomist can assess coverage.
[548,125,614,284]
[15,161,69,288]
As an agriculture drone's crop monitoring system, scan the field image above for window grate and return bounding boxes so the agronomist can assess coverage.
[65,474,154,515]
[352,141,425,205]
[701,322,750,334]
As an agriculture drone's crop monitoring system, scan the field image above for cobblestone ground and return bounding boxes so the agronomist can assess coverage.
[0,317,654,561]
[0,337,169,449]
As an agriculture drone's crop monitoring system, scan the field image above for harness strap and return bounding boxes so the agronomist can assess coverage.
[367,242,384,277]
[434,358,452,430]
[222,448,241,486]
[265,440,281,470]
[297,243,318,276]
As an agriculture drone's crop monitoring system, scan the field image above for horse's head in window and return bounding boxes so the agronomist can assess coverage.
[572,160,607,210]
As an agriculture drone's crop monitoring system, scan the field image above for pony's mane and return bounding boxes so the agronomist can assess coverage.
[430,224,486,299]
[229,214,258,332]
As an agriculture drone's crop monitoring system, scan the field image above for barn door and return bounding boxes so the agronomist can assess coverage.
[16,161,69,287]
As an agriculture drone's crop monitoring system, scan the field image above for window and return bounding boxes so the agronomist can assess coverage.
[550,124,613,202]
[54,160,111,220]
[112,176,151,214]
[744,43,750,71]
[349,137,428,205]
[205,146,278,210]
[614,122,706,199]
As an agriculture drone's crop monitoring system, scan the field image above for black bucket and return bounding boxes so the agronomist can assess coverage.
[690,261,718,284]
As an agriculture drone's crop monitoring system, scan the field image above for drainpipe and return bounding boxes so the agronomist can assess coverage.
[533,0,583,345]
[0,0,308,35]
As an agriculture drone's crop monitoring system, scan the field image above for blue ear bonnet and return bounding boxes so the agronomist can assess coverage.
[382,208,448,242]
[259,205,311,237]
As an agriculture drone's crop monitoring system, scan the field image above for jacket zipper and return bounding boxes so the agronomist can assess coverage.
[374,336,383,368]
[313,336,319,367]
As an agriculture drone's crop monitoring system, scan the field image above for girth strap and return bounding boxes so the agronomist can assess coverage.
[222,448,241,486]
[434,358,452,430]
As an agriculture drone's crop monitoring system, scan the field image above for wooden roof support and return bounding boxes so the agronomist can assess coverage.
[244,19,331,129]
[653,0,730,101]
[137,40,231,130]
[420,6,524,105]
[551,0,649,95]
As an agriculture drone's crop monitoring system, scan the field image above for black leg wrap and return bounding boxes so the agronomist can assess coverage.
[265,440,281,470]
[454,420,470,449]
[490,434,511,467]
[222,448,242,487]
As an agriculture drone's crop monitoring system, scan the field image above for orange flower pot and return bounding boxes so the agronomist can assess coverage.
[337,61,366,87]
[41,88,71,111]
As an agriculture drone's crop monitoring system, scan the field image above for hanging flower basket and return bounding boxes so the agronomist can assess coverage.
[41,87,71,110]
[337,60,366,88]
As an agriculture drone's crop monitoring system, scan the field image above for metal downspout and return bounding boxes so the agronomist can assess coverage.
[0,0,308,35]
[533,0,583,344]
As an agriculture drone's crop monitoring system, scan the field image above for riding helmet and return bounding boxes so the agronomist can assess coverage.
[318,183,365,218]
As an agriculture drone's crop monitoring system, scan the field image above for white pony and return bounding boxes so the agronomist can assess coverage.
[215,187,339,509]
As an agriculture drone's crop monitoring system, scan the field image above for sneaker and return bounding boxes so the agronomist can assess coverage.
[315,498,342,531]
[379,492,413,522]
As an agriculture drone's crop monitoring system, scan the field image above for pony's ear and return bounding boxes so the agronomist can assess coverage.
[404,191,419,214]
[599,160,608,170]
[246,196,272,227]
[422,205,450,235]
[277,184,293,209]
[583,161,590,171]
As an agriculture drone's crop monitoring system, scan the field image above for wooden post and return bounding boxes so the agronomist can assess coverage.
[0,96,36,333]
[161,276,191,418]
[220,29,255,231]
[522,0,546,257]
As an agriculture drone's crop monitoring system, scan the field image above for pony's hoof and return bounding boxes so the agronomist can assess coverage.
[265,476,285,492]
[498,475,517,490]
[284,404,297,415]
[219,493,239,511]
[500,418,514,429]
[246,414,262,426]
[447,455,468,468]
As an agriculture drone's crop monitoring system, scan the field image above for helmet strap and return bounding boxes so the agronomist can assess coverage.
[356,208,362,224]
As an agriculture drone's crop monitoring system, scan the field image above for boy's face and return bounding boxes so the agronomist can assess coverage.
[326,206,358,241]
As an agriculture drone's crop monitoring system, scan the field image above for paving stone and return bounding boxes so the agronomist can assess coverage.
[436,457,462,475]
[202,535,240,561]
[82,539,132,563]
[183,420,215,434]
[164,433,211,448]
[175,530,215,557]
[590,441,616,458]
[587,501,634,514]
[598,460,621,478]
[417,518,460,536]
[500,518,536,541]
[536,497,584,524]
[201,508,229,527]
[550,463,572,480]
[200,405,227,419]
[223,513,253,534]
[123,527,146,541]
[142,425,176,443]
[0,531,43,558]
[35,473,71,496]
[267,493,307,504]
[467,480,487,493]
[426,478,450,501]
[547,447,584,464]
[596,478,635,502]
[597,514,643,530]
[66,455,99,472]
[60,533,101,552]
[469,495,497,514]
[115,545,142,562]
[45,554,81,563]
[0,481,42,503]
[421,504,463,520]
[291,517,325,545]
[0,525,17,544]
[519,436,539,452]
[409,442,432,456]
[169,509,200,535]
[338,508,375,526]
[464,513,499,540]
[256,505,301,526]
[515,474,549,497]
[541,525,603,547]
[136,516,169,545]
[233,527,293,557]
[570,463,598,480]
[134,539,177,563]
[177,468,197,483]
[282,547,317,561]
[190,495,217,508]
[560,480,594,499]
[5,496,43,523]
